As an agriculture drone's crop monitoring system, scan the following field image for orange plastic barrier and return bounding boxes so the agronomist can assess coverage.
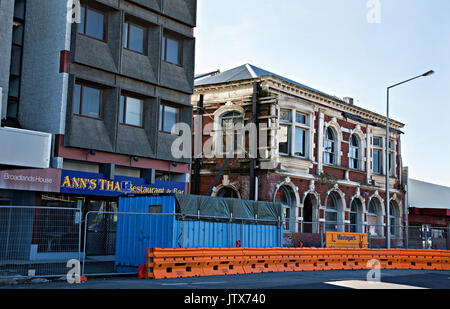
[202,248,246,276]
[145,248,450,279]
[147,248,207,279]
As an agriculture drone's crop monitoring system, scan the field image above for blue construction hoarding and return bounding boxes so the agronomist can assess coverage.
[115,195,283,272]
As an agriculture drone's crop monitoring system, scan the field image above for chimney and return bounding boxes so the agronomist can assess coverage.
[343,97,354,105]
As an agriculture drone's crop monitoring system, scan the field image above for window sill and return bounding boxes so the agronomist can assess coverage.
[162,60,183,68]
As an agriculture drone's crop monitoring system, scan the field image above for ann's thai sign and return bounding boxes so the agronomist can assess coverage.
[60,170,185,197]
[325,232,369,248]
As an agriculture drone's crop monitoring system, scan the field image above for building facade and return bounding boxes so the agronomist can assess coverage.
[0,0,197,257]
[192,64,407,246]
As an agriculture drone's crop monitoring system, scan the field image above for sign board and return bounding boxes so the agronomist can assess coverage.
[325,232,369,248]
[60,170,186,197]
[0,169,61,192]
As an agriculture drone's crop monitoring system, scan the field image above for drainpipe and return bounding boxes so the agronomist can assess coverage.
[192,94,204,195]
[249,82,261,201]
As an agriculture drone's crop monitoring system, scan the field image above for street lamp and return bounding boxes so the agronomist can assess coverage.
[385,70,434,249]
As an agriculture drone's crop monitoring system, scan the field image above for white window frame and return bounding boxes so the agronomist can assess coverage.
[278,107,312,160]
[372,136,384,175]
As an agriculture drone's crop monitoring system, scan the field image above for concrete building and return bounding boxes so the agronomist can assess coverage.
[0,0,197,256]
[192,64,407,247]
[407,178,450,249]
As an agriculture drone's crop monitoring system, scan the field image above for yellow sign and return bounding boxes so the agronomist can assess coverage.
[325,232,368,248]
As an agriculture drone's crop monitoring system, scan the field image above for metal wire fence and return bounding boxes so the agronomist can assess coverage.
[0,206,81,279]
[0,206,448,279]
[290,221,449,250]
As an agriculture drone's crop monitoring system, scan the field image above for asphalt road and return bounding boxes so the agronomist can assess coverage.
[2,269,449,290]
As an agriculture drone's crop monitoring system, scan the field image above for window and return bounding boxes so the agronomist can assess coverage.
[324,127,336,165]
[349,134,361,170]
[294,128,306,157]
[220,111,243,153]
[149,205,162,214]
[294,112,307,157]
[296,112,307,125]
[123,20,146,54]
[120,95,144,127]
[389,202,397,236]
[73,82,103,119]
[162,32,182,65]
[373,137,383,174]
[279,109,291,156]
[275,186,296,231]
[368,199,379,236]
[78,4,106,41]
[389,139,396,177]
[325,193,339,232]
[279,109,310,158]
[350,199,362,233]
[159,103,180,134]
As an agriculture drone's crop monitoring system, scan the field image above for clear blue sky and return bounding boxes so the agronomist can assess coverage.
[195,0,450,187]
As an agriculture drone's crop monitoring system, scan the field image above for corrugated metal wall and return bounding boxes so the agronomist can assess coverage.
[115,195,283,271]
[177,220,281,248]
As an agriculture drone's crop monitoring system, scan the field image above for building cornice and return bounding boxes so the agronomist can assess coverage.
[194,76,405,130]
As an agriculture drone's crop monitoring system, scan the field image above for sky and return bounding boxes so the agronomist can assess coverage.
[194,0,450,187]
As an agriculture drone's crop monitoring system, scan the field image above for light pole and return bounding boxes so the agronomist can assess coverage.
[385,70,434,248]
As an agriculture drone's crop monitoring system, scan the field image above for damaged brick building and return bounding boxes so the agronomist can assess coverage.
[191,64,406,246]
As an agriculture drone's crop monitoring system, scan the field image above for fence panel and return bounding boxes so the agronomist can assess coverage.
[0,206,81,279]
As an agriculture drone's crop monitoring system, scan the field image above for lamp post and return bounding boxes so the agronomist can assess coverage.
[385,70,434,249]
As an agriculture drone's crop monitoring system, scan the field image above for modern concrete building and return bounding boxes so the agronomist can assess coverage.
[0,0,197,256]
[192,64,407,247]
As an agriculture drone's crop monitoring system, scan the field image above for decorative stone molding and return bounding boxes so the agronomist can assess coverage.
[301,180,320,206]
[211,175,241,198]
[349,186,367,213]
[323,183,347,210]
[367,190,385,216]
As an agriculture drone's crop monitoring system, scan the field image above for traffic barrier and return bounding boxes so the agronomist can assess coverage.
[442,251,450,270]
[145,248,450,279]
[243,248,281,273]
[202,248,245,276]
[147,248,206,279]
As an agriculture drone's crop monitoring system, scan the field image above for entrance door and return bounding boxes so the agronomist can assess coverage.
[84,200,118,256]
[303,195,313,233]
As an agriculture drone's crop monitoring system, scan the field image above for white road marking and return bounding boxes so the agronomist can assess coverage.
[192,281,228,285]
[325,280,428,290]
[160,283,189,286]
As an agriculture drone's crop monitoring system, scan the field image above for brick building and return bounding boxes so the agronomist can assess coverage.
[192,64,406,246]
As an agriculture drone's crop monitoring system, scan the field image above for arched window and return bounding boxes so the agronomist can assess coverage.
[368,199,380,236]
[349,134,361,170]
[220,111,243,154]
[275,186,296,232]
[350,199,363,233]
[216,187,240,199]
[389,201,397,236]
[325,192,339,232]
[324,127,336,165]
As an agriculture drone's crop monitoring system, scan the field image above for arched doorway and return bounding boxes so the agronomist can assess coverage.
[325,192,344,232]
[389,200,400,237]
[215,186,240,199]
[350,198,363,233]
[303,193,319,233]
[275,185,296,232]
[367,198,383,237]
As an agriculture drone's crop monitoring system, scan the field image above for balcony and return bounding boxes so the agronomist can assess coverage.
[0,126,52,168]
